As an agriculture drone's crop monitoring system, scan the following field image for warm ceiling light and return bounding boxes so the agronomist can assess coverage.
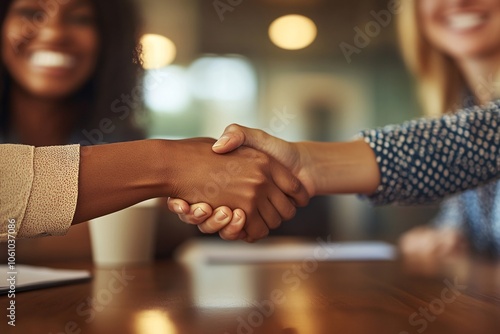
[140,34,177,69]
[269,14,317,50]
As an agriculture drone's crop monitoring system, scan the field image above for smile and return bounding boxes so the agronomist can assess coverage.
[30,51,76,69]
[447,13,487,31]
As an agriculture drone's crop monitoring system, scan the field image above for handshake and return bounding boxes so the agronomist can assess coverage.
[165,124,379,243]
[166,124,314,243]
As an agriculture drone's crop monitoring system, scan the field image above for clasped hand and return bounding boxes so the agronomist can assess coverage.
[168,125,316,242]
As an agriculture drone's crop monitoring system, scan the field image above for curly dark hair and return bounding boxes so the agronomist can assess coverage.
[0,0,146,143]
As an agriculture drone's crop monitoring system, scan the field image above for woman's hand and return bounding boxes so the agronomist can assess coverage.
[212,124,316,195]
[164,137,309,242]
[399,226,470,276]
[167,126,317,241]
[167,198,247,241]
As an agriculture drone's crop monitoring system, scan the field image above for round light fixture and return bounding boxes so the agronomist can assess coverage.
[269,14,317,50]
[140,34,177,69]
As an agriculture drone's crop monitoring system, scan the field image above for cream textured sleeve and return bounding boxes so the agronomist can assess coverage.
[0,144,80,241]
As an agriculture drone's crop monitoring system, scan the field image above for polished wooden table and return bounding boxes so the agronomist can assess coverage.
[2,245,500,334]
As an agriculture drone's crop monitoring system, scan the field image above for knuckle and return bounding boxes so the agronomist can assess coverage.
[288,176,302,194]
[226,123,240,132]
[251,150,269,165]
[254,174,268,187]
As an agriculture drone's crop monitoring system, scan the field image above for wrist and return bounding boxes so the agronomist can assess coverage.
[295,142,318,197]
[301,140,380,195]
[148,139,179,198]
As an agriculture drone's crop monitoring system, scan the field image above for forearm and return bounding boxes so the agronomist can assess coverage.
[73,140,170,224]
[300,139,380,196]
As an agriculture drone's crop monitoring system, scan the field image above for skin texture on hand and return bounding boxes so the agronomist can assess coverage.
[167,126,316,242]
[161,138,309,242]
[212,126,317,196]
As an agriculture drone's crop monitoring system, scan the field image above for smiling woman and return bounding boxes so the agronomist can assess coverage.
[0,0,146,147]
[0,0,147,261]
[3,0,100,100]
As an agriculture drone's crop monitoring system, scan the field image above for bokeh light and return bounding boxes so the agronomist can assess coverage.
[269,14,317,50]
[140,34,177,69]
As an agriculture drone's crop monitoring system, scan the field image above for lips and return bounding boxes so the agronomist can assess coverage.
[447,13,487,31]
[30,50,76,69]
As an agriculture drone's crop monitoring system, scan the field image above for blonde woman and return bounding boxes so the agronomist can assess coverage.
[170,0,500,259]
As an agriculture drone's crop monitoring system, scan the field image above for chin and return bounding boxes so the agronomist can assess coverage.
[25,80,81,99]
[448,47,500,60]
[29,88,80,100]
[438,39,498,58]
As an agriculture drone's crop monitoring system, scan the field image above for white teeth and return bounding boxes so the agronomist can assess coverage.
[31,51,75,69]
[448,13,485,30]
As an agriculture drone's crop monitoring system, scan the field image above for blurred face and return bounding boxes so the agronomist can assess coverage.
[1,0,99,99]
[419,0,500,60]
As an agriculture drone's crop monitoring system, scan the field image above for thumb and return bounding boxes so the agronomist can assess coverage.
[212,124,251,154]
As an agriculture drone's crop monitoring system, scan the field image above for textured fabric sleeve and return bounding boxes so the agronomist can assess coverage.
[18,145,80,238]
[0,145,80,241]
[0,145,35,241]
[359,102,500,205]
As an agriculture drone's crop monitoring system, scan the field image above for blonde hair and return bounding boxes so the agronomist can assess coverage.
[397,0,465,117]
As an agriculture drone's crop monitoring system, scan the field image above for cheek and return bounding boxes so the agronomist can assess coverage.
[1,20,19,67]
[418,0,437,22]
[82,29,100,65]
[1,41,19,84]
[417,1,443,44]
[2,15,33,78]
[72,28,100,82]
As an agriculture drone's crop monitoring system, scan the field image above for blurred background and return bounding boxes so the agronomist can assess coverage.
[3,0,443,264]
[138,0,440,247]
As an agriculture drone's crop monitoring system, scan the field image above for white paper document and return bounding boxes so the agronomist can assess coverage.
[177,239,397,264]
[0,265,92,294]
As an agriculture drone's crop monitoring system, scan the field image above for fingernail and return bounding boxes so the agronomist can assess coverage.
[216,210,228,221]
[213,136,230,148]
[234,212,242,222]
[194,207,207,218]
[175,205,184,214]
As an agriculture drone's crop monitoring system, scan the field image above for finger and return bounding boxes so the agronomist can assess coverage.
[262,199,284,230]
[212,124,269,154]
[267,187,297,222]
[167,197,190,215]
[212,124,247,154]
[243,211,270,242]
[178,203,213,225]
[219,209,246,241]
[270,162,310,207]
[198,207,233,234]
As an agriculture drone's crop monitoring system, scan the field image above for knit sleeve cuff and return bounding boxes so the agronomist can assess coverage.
[18,145,80,238]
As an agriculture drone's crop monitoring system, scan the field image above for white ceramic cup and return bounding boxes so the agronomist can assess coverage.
[89,199,159,267]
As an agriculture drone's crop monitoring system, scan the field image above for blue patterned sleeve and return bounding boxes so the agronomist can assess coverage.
[359,102,500,205]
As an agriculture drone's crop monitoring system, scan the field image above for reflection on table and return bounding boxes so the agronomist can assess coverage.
[1,238,500,334]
